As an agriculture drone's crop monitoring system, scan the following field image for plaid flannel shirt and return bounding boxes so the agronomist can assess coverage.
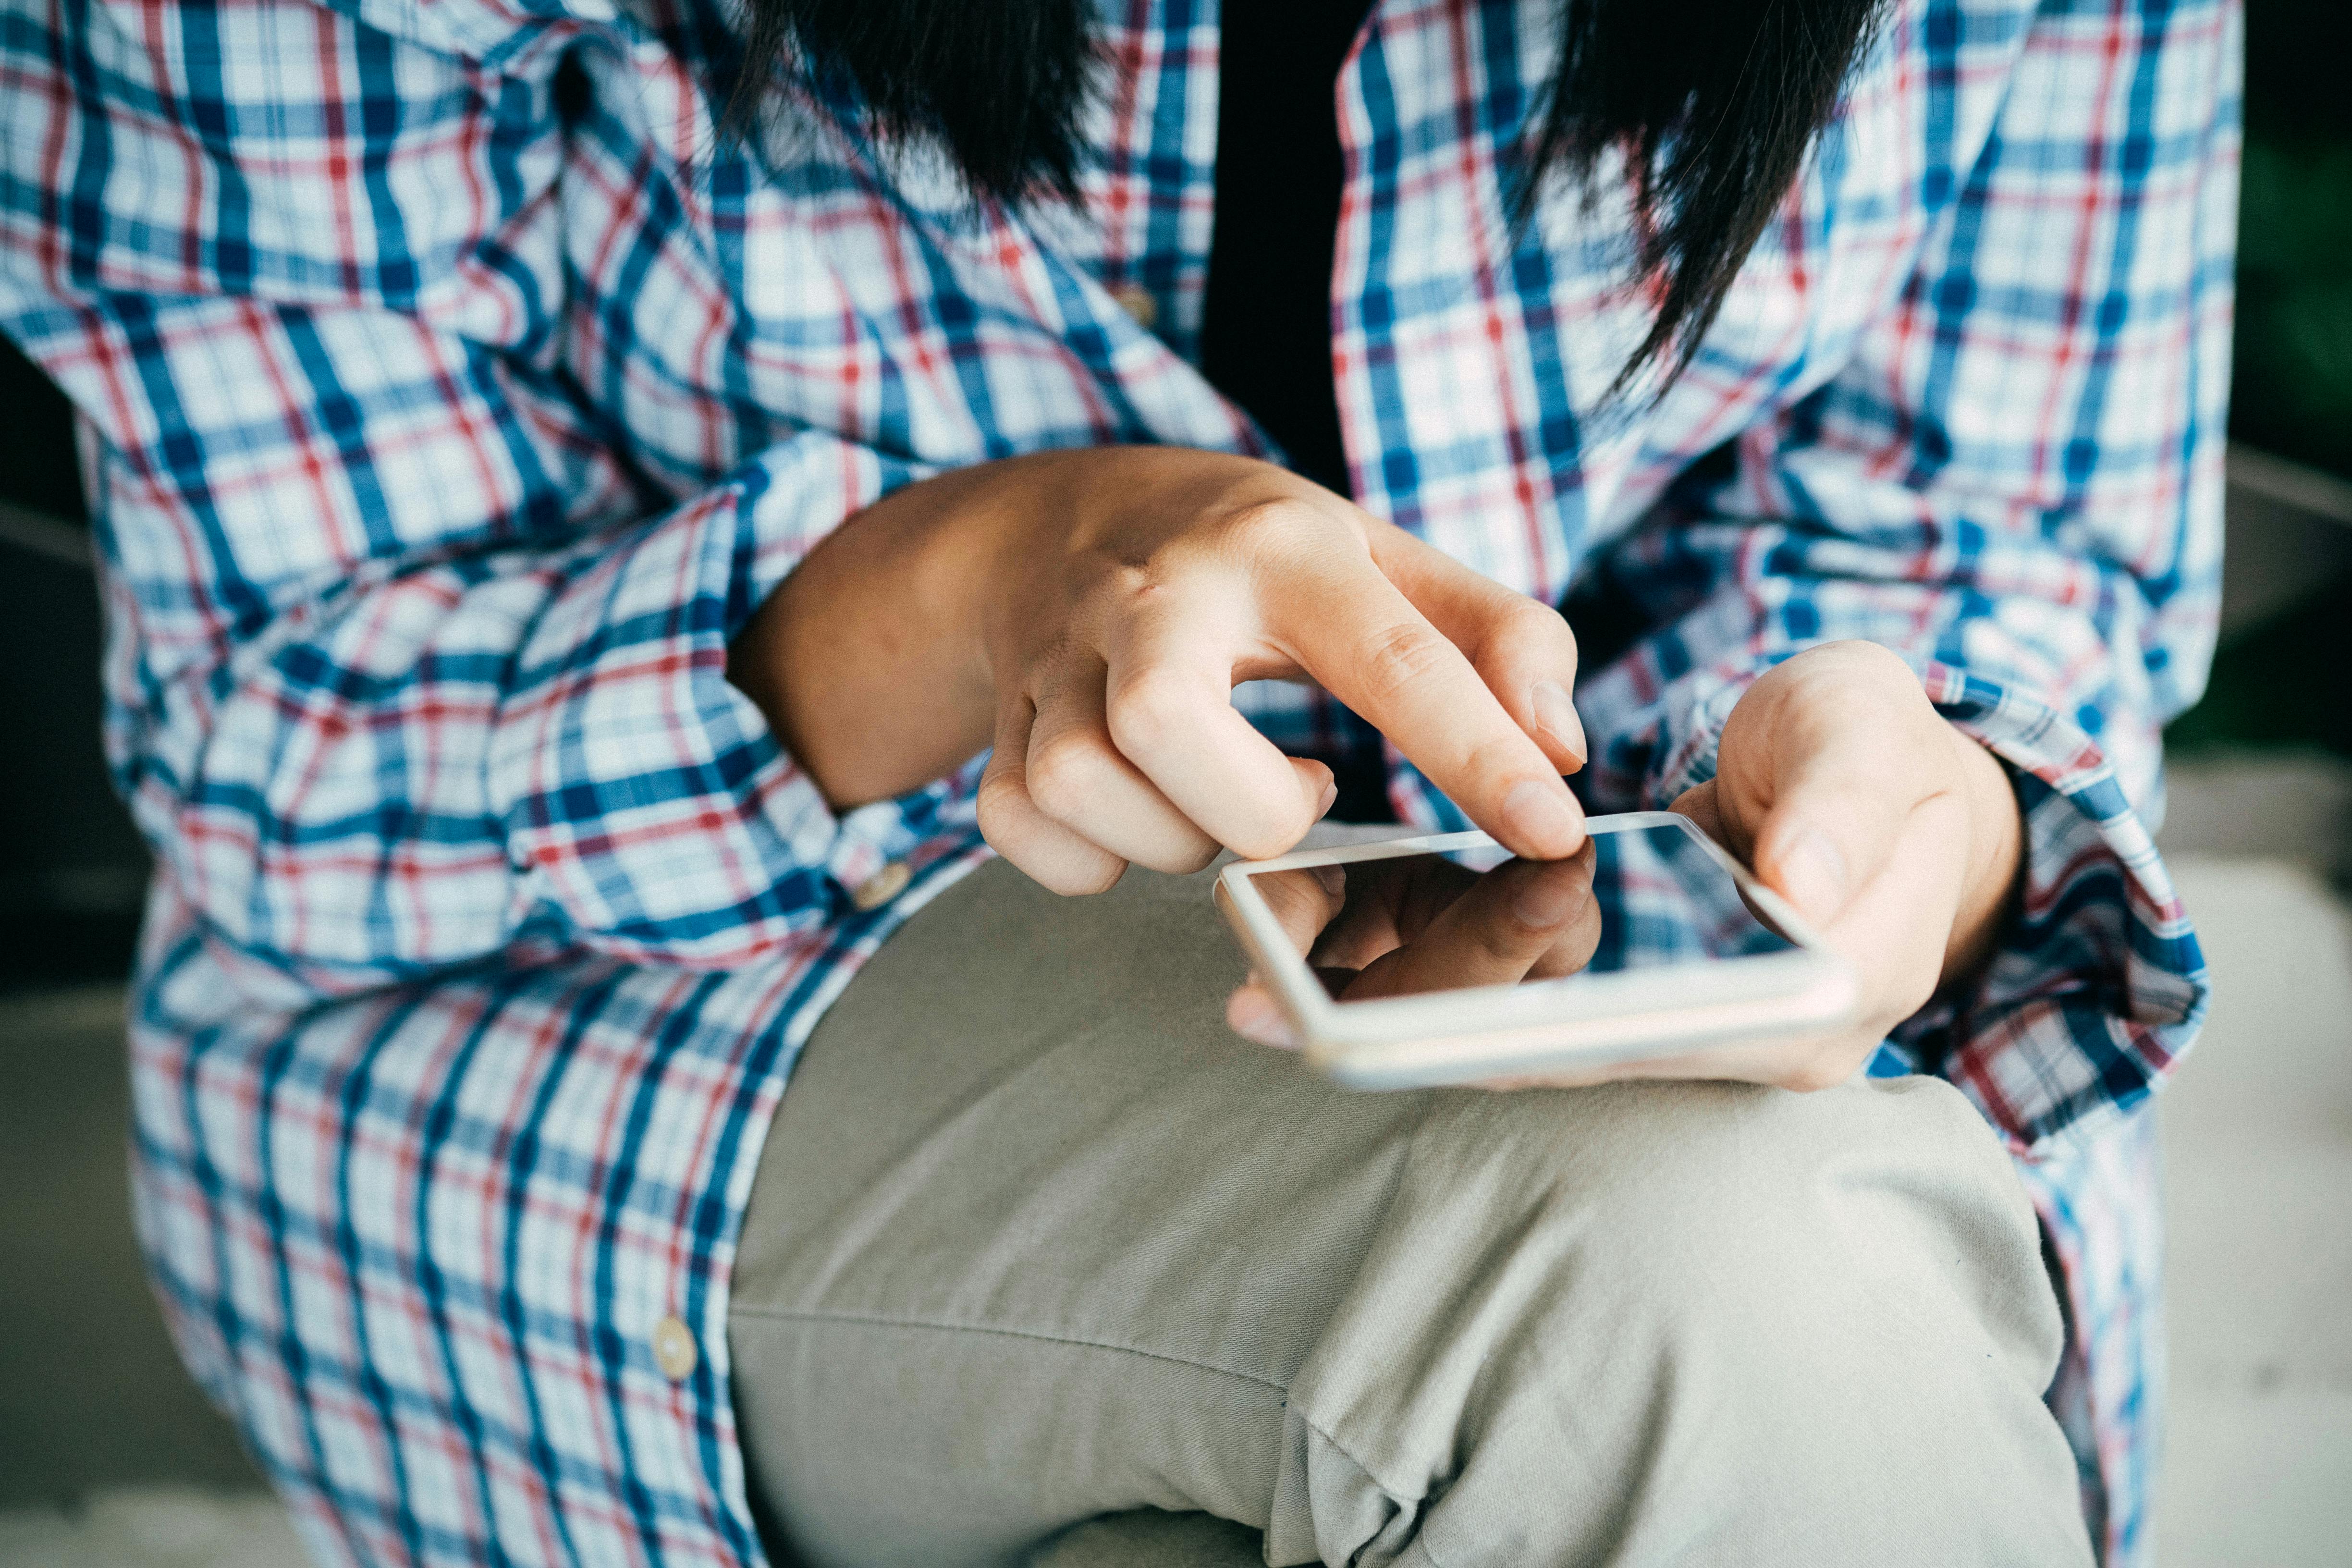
[0,0,2235,1560]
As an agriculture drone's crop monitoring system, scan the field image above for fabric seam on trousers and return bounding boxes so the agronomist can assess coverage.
[728,1304,1293,1395]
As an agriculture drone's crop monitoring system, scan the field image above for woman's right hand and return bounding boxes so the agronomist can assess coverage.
[730,445,1590,894]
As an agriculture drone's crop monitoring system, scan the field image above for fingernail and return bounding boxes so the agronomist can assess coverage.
[1502,779,1583,859]
[1531,680,1587,763]
[1777,828,1850,919]
[1228,989,1297,1049]
[1310,863,1345,898]
[1316,776,1338,818]
[1512,867,1584,928]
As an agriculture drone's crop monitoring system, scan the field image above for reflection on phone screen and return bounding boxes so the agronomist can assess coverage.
[1279,822,1795,1004]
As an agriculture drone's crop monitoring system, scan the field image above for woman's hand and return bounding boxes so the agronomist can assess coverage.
[730,447,1590,892]
[1223,845,1603,1040]
[1647,639,2024,1089]
[1224,641,2025,1093]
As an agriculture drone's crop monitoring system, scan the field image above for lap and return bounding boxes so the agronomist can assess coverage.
[728,858,2077,1568]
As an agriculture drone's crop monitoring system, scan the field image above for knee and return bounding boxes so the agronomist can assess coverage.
[1570,1074,2032,1250]
[1284,1078,2091,1566]
[1419,1075,2062,1384]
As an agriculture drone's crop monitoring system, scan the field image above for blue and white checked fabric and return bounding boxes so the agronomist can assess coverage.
[0,0,2236,1560]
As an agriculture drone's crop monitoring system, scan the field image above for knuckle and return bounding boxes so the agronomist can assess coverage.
[1218,497,1318,554]
[977,760,1131,895]
[1471,922,1530,968]
[1352,621,1453,704]
[1258,874,1322,928]
[1459,731,1536,790]
[1747,651,1940,767]
[1491,596,1576,662]
[1795,637,1891,671]
[1105,666,1197,754]
[1011,638,1083,700]
[975,767,1027,836]
[1084,563,1172,627]
[1823,637,1908,672]
[1799,640,1923,706]
[1025,730,1109,822]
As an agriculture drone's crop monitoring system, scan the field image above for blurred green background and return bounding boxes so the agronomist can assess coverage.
[2169,0,2352,760]
[2232,0,2352,482]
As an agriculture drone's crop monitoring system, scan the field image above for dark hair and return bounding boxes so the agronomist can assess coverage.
[733,0,1888,390]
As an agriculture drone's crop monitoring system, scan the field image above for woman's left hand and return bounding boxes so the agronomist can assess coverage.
[1227,639,2025,1092]
[1633,639,2024,1090]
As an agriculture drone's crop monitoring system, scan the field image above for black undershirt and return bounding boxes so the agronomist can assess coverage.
[1199,0,1372,501]
[1200,0,1392,819]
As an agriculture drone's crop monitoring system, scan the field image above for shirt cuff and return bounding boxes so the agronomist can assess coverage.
[490,439,971,965]
[1612,656,2209,1153]
[1908,662,2207,1152]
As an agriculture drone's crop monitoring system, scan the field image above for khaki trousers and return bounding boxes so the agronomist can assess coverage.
[729,858,2093,1568]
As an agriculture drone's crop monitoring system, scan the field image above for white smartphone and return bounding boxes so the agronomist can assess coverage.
[1215,811,1858,1089]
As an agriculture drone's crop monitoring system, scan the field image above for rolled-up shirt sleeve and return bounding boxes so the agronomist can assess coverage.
[1571,0,2237,1151]
[0,0,969,996]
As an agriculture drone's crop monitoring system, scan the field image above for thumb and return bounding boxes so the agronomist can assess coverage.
[1751,747,1922,928]
[1666,778,1727,845]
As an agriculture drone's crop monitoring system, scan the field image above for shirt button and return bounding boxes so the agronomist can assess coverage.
[850,859,912,911]
[1111,283,1158,331]
[651,1315,698,1382]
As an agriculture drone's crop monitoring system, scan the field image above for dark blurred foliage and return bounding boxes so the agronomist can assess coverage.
[0,343,135,991]
[2169,570,2352,757]
[2168,0,2352,762]
[2231,0,2352,481]
[0,335,84,522]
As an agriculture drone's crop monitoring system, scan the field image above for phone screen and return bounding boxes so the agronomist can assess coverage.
[1251,821,1796,1005]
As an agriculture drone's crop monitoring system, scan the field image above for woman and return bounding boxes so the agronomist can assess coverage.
[0,0,2231,1562]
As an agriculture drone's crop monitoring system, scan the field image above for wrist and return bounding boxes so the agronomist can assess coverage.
[1940,723,2024,987]
[907,466,1012,706]
[730,464,1008,808]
